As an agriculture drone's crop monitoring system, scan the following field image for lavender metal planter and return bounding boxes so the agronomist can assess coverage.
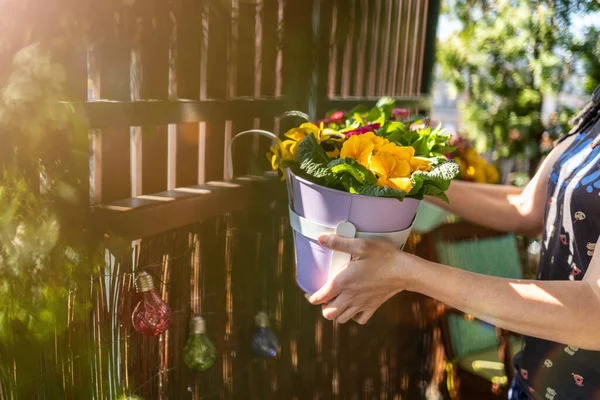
[287,171,419,294]
[226,129,419,295]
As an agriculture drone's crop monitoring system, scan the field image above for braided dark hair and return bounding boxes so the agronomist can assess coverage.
[568,84,600,141]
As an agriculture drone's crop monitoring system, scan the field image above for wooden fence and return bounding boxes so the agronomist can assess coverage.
[0,0,445,398]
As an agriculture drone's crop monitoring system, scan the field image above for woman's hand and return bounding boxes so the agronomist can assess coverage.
[305,234,413,324]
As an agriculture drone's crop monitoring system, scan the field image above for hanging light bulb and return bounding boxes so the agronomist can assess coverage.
[132,271,171,336]
[183,315,217,371]
[251,311,279,359]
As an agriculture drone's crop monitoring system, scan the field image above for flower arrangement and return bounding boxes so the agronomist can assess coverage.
[449,133,500,184]
[268,98,459,202]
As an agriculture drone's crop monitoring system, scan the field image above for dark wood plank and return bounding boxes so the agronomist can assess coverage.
[176,123,200,187]
[96,174,286,239]
[388,0,403,96]
[88,10,132,203]
[399,0,413,96]
[260,0,279,97]
[141,125,169,194]
[281,0,314,111]
[366,0,382,97]
[376,0,393,96]
[174,0,204,100]
[99,128,131,202]
[237,0,257,98]
[206,0,231,100]
[332,0,349,97]
[135,0,171,100]
[311,0,334,118]
[420,0,441,95]
[81,99,286,129]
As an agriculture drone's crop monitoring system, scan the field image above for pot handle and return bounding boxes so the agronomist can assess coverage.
[225,111,310,181]
[225,129,279,181]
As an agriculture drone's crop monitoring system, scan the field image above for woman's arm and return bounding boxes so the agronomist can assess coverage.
[307,234,600,351]
[427,136,575,236]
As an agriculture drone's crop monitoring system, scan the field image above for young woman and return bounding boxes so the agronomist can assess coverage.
[306,86,600,399]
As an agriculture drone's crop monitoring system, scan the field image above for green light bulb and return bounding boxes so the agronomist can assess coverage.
[183,316,217,372]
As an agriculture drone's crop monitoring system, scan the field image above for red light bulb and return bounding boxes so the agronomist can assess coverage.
[132,271,171,336]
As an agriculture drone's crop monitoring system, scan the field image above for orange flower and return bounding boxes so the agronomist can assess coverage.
[369,152,413,192]
[340,133,375,167]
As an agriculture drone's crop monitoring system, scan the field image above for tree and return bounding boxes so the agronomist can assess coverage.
[437,0,592,167]
[571,27,600,95]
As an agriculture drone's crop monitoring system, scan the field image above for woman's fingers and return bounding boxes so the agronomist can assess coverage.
[353,309,375,325]
[321,295,350,321]
[335,306,360,324]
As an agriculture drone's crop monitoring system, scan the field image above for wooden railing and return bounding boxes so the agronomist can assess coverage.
[1,0,445,399]
[78,0,439,240]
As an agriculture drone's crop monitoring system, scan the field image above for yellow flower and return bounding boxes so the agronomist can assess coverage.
[267,139,297,177]
[326,147,340,158]
[280,139,297,161]
[388,177,414,192]
[410,157,433,172]
[284,123,344,144]
[340,134,375,167]
[369,153,413,192]
[464,148,478,163]
[361,132,389,152]
[284,127,308,142]
[486,165,500,183]
[377,142,415,160]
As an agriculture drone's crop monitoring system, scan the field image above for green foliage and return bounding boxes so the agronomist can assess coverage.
[297,133,335,180]
[328,158,378,186]
[571,26,600,95]
[438,0,590,160]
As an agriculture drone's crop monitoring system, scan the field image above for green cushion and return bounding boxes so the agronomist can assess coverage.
[457,336,523,386]
[436,235,523,358]
[413,201,452,234]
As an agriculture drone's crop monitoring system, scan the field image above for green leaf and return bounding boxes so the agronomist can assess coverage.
[296,134,334,180]
[410,161,459,202]
[376,96,395,121]
[327,158,377,186]
[353,184,408,201]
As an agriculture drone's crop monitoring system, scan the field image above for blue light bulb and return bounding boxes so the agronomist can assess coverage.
[251,311,279,359]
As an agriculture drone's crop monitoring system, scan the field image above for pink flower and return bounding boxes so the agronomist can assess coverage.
[391,108,409,120]
[316,111,345,126]
[344,123,381,137]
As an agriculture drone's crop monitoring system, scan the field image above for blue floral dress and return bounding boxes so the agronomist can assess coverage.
[513,120,600,399]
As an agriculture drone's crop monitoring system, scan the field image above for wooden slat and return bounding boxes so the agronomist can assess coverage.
[136,0,171,99]
[345,0,361,97]
[377,0,394,96]
[237,0,257,98]
[332,0,349,97]
[260,0,279,97]
[81,99,285,129]
[366,0,382,97]
[408,0,423,96]
[99,128,131,202]
[96,174,285,239]
[416,0,430,96]
[388,0,404,96]
[90,12,133,203]
[420,0,440,95]
[399,0,412,96]
[206,1,231,100]
[353,0,369,97]
[174,0,204,100]
[175,123,200,187]
[281,0,314,111]
[141,125,169,194]
[311,0,334,118]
